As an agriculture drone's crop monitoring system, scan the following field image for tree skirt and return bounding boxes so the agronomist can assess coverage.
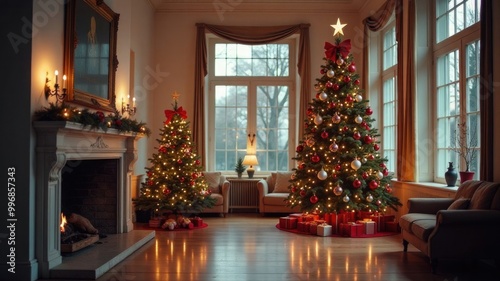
[275,223,397,238]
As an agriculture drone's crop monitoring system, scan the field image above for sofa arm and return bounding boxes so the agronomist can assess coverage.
[436,209,500,226]
[407,198,455,214]
[257,179,269,196]
[221,180,230,214]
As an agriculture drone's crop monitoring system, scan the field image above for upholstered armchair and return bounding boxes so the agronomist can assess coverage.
[257,172,299,214]
[201,172,231,217]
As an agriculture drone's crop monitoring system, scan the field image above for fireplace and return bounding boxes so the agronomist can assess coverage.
[34,121,155,279]
[61,159,119,234]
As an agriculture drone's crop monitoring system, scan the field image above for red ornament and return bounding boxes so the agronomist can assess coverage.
[383,168,389,176]
[333,83,340,91]
[296,145,304,152]
[163,188,171,195]
[180,177,185,182]
[195,160,201,165]
[343,126,349,132]
[368,154,375,160]
[386,185,393,193]
[300,190,307,197]
[311,154,320,163]
[326,81,333,88]
[362,172,369,179]
[177,159,183,164]
[353,179,362,188]
[299,163,306,170]
[329,102,336,109]
[147,180,153,186]
[369,180,379,190]
[379,163,387,168]
[189,181,195,186]
[315,93,320,99]
[353,132,361,140]
[348,64,356,72]
[365,107,373,115]
[320,68,326,74]
[291,186,297,193]
[321,131,329,139]
[354,79,360,85]
[343,76,351,83]
[335,164,342,171]
[364,135,373,144]
[115,119,122,127]
[192,172,198,179]
[310,195,319,204]
[345,95,353,103]
[374,144,380,151]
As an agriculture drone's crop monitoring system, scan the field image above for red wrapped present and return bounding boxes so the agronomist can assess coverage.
[148,218,161,228]
[297,221,310,232]
[317,223,332,236]
[309,221,319,235]
[357,211,375,220]
[340,222,363,237]
[385,221,400,233]
[279,216,298,229]
[370,214,395,231]
[191,217,203,227]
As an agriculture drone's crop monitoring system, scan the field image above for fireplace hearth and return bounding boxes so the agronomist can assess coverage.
[34,121,155,279]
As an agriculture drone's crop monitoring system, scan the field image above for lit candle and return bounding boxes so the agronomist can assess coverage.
[133,97,136,108]
[55,70,58,84]
[62,75,67,89]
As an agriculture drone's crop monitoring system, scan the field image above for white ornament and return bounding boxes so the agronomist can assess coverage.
[355,115,363,124]
[336,58,344,65]
[355,94,363,102]
[377,171,384,179]
[327,69,335,78]
[343,195,350,202]
[351,159,361,170]
[366,194,374,202]
[319,91,328,101]
[314,115,323,125]
[317,168,328,180]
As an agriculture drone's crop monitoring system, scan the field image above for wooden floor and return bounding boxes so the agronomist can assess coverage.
[92,213,498,281]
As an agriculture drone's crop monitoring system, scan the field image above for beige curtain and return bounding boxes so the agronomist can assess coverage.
[363,0,415,181]
[479,0,493,180]
[193,23,311,167]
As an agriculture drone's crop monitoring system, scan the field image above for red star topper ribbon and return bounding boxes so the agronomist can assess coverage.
[324,39,351,61]
[164,106,187,123]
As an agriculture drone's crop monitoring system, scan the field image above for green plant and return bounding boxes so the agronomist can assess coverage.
[235,157,246,174]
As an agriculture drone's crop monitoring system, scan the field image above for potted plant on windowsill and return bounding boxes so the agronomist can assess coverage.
[235,157,247,178]
[450,121,478,183]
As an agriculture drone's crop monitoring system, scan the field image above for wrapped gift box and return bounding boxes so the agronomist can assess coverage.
[309,221,319,235]
[191,217,203,227]
[279,216,298,229]
[297,221,310,232]
[370,214,395,232]
[364,221,376,235]
[148,218,162,228]
[290,213,305,222]
[317,224,332,236]
[340,222,363,237]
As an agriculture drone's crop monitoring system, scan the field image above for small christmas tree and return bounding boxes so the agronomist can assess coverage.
[287,19,401,214]
[133,92,215,215]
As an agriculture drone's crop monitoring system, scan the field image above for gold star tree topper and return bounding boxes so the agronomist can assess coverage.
[172,91,180,100]
[331,18,347,36]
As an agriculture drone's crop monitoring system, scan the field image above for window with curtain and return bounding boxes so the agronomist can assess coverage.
[434,0,480,179]
[381,23,397,174]
[208,39,296,173]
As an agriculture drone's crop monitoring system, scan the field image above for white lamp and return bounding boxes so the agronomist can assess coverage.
[242,154,259,178]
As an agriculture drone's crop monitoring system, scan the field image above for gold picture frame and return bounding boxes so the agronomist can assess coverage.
[64,0,119,112]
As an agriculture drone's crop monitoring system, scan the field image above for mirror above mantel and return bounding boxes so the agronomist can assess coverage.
[63,0,120,112]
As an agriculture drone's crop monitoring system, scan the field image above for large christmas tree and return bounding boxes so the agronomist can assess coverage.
[287,19,401,214]
[133,93,215,215]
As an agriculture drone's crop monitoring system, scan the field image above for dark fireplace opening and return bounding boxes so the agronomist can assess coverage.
[61,159,119,235]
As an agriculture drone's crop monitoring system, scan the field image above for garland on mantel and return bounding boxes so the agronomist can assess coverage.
[34,103,151,136]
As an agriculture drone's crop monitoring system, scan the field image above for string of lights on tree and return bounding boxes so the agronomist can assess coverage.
[287,19,402,214]
[133,92,216,214]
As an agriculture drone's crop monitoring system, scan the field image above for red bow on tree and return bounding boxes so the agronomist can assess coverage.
[164,106,187,123]
[324,39,351,61]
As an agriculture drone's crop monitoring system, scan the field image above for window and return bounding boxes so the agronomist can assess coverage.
[381,24,397,173]
[434,0,480,179]
[208,39,296,173]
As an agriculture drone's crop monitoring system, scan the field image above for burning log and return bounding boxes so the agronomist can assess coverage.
[60,212,99,253]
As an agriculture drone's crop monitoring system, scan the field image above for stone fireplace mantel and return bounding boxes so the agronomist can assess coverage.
[33,121,146,278]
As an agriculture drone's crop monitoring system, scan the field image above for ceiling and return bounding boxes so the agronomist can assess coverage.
[148,0,369,13]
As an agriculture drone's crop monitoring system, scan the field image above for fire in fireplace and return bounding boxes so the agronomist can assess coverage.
[60,212,100,253]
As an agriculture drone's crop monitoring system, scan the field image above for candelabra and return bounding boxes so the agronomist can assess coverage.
[44,71,67,105]
[121,96,136,116]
